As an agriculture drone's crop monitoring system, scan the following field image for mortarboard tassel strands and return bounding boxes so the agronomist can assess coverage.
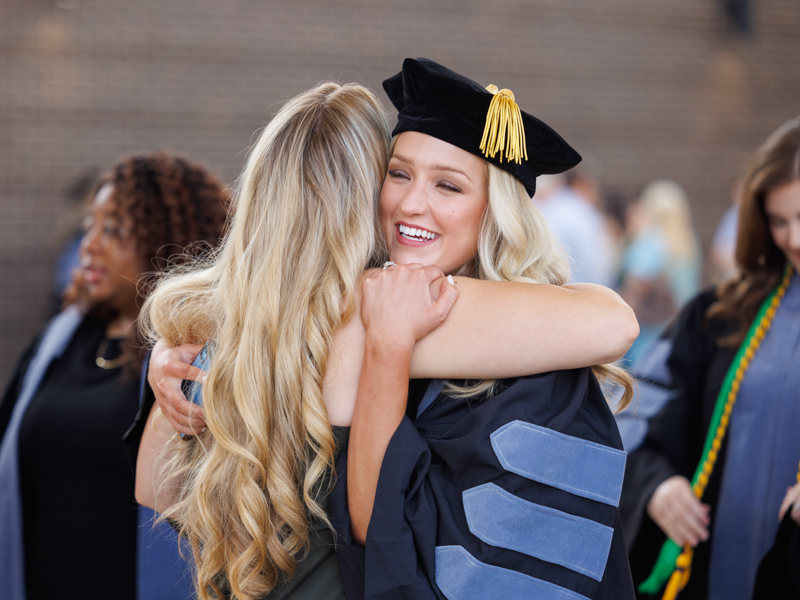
[480,85,528,165]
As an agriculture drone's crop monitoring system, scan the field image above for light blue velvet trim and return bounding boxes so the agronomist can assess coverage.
[435,546,590,600]
[416,379,446,418]
[614,337,676,451]
[491,421,626,506]
[179,346,208,439]
[463,483,613,581]
[187,345,209,406]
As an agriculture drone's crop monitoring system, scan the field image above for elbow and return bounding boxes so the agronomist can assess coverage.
[601,303,640,363]
[134,478,156,511]
[134,456,158,511]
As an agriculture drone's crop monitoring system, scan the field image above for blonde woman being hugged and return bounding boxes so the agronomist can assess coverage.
[136,78,638,600]
[333,58,638,600]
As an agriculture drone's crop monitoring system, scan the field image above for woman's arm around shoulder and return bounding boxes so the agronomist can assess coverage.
[410,278,639,379]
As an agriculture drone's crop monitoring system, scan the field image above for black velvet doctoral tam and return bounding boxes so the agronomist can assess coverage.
[383,58,582,196]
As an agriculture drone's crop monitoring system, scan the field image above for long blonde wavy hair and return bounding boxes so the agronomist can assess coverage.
[141,82,390,600]
[450,162,634,409]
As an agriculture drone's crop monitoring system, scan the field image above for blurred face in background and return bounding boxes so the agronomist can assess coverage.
[79,183,148,317]
[765,179,800,273]
[380,131,488,275]
[624,200,649,237]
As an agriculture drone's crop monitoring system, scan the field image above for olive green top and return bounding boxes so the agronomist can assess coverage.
[259,425,349,600]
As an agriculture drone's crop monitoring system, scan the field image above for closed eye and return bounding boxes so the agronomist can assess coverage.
[438,181,462,193]
[768,216,787,227]
[388,169,410,180]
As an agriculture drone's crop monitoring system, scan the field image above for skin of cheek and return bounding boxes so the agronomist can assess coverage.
[765,179,800,273]
[80,195,148,316]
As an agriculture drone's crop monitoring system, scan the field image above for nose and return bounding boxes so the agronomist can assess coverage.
[789,220,800,250]
[80,224,102,256]
[397,180,429,217]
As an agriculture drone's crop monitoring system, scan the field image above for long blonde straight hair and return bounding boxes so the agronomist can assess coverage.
[141,82,390,600]
[451,163,634,409]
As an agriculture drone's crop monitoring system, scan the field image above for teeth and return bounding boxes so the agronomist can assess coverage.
[399,224,438,240]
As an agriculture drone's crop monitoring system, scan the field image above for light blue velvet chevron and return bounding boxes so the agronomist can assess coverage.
[435,546,590,600]
[490,421,626,506]
[462,483,613,581]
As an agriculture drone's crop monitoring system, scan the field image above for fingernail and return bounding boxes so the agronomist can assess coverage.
[201,375,207,384]
[447,275,455,285]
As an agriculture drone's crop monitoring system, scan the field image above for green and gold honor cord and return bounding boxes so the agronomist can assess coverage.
[639,265,794,600]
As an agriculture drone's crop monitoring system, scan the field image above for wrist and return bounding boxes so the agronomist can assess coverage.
[364,329,415,359]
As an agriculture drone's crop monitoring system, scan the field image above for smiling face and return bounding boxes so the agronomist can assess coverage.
[765,179,800,273]
[380,131,489,275]
[79,183,148,318]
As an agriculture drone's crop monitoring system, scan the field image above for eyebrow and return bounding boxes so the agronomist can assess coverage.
[391,153,474,184]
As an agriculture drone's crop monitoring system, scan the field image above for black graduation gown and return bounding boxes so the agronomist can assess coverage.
[752,510,800,599]
[620,289,736,599]
[1,316,140,600]
[621,287,800,600]
[331,369,635,600]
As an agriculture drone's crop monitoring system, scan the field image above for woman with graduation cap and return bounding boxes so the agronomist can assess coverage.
[140,61,638,600]
[330,58,638,600]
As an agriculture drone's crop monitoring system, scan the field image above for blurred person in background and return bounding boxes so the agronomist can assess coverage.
[601,189,632,287]
[0,153,229,600]
[535,156,616,287]
[619,179,701,363]
[709,180,743,283]
[619,117,800,600]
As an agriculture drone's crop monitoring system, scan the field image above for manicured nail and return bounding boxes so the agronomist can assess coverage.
[201,375,207,384]
[447,275,455,285]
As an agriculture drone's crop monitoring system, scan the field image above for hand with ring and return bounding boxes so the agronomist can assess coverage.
[362,263,458,352]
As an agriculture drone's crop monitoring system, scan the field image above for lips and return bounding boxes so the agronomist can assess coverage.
[83,265,106,284]
[396,222,440,246]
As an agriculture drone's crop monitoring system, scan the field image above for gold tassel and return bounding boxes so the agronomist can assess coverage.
[479,84,528,164]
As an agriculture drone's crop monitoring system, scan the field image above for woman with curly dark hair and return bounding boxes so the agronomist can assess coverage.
[0,152,229,600]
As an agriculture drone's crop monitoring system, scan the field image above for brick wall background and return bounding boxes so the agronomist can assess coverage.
[2,0,799,382]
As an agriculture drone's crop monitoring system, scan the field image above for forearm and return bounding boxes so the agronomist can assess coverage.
[347,337,412,545]
[410,278,638,379]
[135,402,181,512]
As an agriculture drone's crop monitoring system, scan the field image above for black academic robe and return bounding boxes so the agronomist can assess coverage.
[752,510,800,599]
[621,287,800,600]
[331,369,635,600]
[620,289,736,599]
